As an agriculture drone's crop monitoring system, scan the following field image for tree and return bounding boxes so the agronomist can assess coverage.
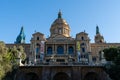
[8,46,26,65]
[17,46,26,61]
[0,41,12,79]
[103,47,120,80]
[0,41,26,80]
[103,47,119,61]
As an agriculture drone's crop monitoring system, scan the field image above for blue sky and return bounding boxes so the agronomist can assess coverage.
[0,0,120,43]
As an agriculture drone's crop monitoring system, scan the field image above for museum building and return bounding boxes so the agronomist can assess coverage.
[6,11,120,65]
[5,11,117,80]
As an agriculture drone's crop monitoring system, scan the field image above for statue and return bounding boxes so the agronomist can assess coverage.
[96,25,100,34]
[77,41,81,62]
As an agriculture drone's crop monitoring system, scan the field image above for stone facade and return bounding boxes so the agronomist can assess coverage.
[15,66,110,80]
[6,11,120,65]
[5,11,119,80]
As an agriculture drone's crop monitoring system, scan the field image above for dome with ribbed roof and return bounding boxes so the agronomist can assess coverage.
[50,11,70,38]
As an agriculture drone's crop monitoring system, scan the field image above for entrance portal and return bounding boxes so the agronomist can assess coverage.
[24,72,39,80]
[53,72,70,80]
[84,72,98,80]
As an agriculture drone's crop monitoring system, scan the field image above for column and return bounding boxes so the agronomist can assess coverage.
[66,44,68,54]
[52,44,54,54]
[64,44,65,54]
[46,45,47,55]
[55,44,56,54]
[73,45,75,54]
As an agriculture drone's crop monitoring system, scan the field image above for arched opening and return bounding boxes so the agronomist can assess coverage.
[36,43,40,59]
[92,56,97,62]
[47,47,52,54]
[24,72,39,80]
[57,46,64,54]
[53,72,70,80]
[37,37,39,40]
[84,72,98,80]
[81,43,85,46]
[36,43,40,54]
[81,36,84,40]
[81,47,85,53]
[68,46,74,54]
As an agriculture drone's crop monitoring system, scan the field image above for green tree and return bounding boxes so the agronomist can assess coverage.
[103,47,120,80]
[0,41,12,79]
[17,46,26,61]
[0,41,26,80]
[8,46,26,65]
[103,47,119,61]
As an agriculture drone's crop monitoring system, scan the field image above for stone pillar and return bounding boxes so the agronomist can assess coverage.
[46,45,47,55]
[101,51,106,64]
[64,44,65,54]
[55,44,57,54]
[66,44,68,54]
[88,52,92,65]
[52,44,54,54]
[73,45,75,54]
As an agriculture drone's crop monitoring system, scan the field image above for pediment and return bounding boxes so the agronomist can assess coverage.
[32,32,44,36]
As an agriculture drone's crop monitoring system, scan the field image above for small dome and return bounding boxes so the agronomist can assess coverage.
[52,18,68,26]
[51,18,70,29]
[50,11,70,37]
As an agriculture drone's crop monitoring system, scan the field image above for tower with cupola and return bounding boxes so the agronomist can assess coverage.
[94,25,105,43]
[76,31,91,63]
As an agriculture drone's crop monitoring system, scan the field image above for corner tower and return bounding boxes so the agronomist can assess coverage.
[50,11,70,38]
[15,26,25,44]
[94,25,104,43]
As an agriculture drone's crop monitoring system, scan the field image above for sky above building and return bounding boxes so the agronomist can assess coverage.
[0,0,120,43]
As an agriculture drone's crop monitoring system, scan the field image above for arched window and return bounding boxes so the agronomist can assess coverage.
[81,36,84,40]
[59,29,62,34]
[81,43,85,46]
[92,57,96,62]
[68,46,74,54]
[47,47,52,54]
[36,43,40,54]
[55,29,58,33]
[82,47,85,52]
[57,46,64,54]
[37,37,39,40]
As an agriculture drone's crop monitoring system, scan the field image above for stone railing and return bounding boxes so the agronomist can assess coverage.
[25,61,104,67]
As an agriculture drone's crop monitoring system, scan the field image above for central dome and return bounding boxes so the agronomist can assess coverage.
[50,11,70,38]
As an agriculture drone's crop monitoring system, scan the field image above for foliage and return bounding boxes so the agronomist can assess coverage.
[103,47,119,61]
[103,47,120,80]
[0,41,12,79]
[8,46,26,64]
[0,41,26,80]
[17,46,26,60]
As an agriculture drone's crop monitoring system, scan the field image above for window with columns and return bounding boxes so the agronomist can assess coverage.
[68,46,74,54]
[57,46,64,54]
[36,43,40,54]
[81,47,85,53]
[47,47,52,54]
[81,36,84,40]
